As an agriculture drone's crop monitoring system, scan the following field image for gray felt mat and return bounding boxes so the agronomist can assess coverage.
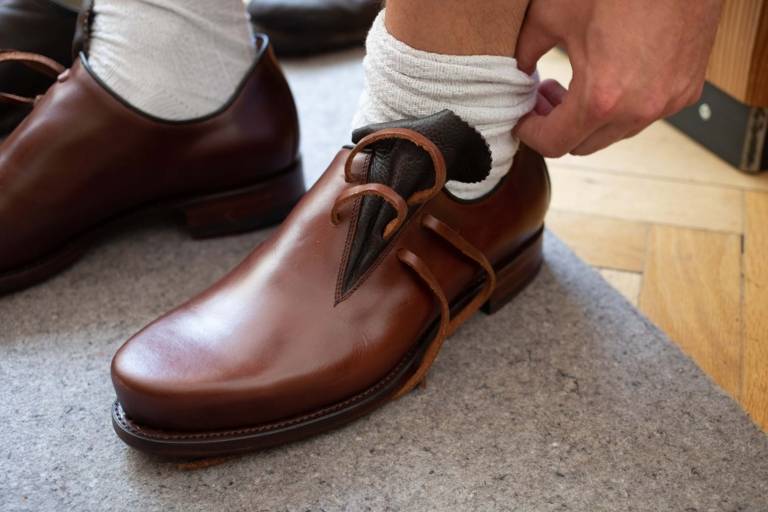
[1,50,767,512]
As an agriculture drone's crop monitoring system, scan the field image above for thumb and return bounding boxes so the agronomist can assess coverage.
[514,82,592,158]
[515,18,558,75]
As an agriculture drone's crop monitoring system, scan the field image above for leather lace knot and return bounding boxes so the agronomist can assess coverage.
[331,127,447,239]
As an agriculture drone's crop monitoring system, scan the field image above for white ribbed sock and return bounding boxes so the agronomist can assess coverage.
[88,0,255,121]
[353,11,538,199]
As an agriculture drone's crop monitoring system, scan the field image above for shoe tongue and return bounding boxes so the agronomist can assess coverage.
[350,109,492,196]
[338,110,492,299]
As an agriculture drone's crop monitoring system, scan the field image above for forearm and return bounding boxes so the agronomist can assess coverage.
[384,0,531,56]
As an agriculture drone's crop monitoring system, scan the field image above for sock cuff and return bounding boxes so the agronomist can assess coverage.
[366,11,538,97]
[356,10,538,127]
[354,10,539,199]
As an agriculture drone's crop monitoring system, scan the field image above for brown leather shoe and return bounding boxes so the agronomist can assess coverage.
[111,110,549,458]
[0,0,78,136]
[0,36,304,295]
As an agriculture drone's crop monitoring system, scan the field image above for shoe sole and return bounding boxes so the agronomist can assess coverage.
[0,160,306,295]
[111,227,545,459]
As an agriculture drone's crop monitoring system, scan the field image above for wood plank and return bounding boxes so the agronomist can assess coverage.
[553,121,768,192]
[706,0,768,106]
[742,191,768,431]
[746,2,768,106]
[639,225,743,400]
[546,211,648,272]
[548,164,744,233]
[599,269,642,306]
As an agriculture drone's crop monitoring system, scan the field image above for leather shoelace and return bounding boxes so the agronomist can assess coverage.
[0,51,66,106]
[331,127,497,398]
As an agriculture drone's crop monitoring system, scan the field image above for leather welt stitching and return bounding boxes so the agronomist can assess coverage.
[115,343,418,442]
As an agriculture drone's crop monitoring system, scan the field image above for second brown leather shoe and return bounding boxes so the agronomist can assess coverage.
[111,110,550,458]
[0,36,304,295]
[247,0,381,56]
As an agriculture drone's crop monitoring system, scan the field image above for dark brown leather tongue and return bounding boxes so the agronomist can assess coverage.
[338,110,492,298]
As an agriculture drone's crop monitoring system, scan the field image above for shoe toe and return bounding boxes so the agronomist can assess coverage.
[111,310,260,432]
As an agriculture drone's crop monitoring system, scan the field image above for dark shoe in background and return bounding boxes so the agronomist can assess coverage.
[0,35,304,294]
[0,0,78,136]
[248,0,380,57]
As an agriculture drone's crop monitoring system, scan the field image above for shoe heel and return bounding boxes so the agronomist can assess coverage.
[482,228,544,315]
[181,160,305,238]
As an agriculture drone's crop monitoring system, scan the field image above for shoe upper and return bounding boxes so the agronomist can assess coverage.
[0,36,299,272]
[111,111,550,432]
[0,0,78,135]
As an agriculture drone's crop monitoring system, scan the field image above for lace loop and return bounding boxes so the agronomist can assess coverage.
[421,214,496,335]
[393,214,497,399]
[344,127,447,206]
[331,183,408,239]
[333,127,448,239]
[0,51,66,106]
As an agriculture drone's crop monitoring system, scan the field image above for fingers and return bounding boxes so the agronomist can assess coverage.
[533,92,554,116]
[663,78,705,118]
[517,66,708,157]
[531,79,565,115]
[515,77,607,158]
[574,79,707,155]
[515,95,591,158]
[518,78,697,157]
[538,79,568,107]
[570,122,634,155]
[515,20,558,75]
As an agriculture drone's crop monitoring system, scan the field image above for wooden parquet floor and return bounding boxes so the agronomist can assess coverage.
[538,50,768,432]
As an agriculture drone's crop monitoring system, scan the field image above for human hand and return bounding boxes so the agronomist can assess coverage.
[514,0,723,157]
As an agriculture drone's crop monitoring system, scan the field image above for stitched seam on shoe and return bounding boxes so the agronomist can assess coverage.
[334,192,363,304]
[115,227,545,443]
[334,151,370,305]
[336,202,427,304]
[115,343,418,442]
[336,146,431,304]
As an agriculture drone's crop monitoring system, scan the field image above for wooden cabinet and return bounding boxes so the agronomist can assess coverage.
[707,0,768,107]
[666,0,767,172]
